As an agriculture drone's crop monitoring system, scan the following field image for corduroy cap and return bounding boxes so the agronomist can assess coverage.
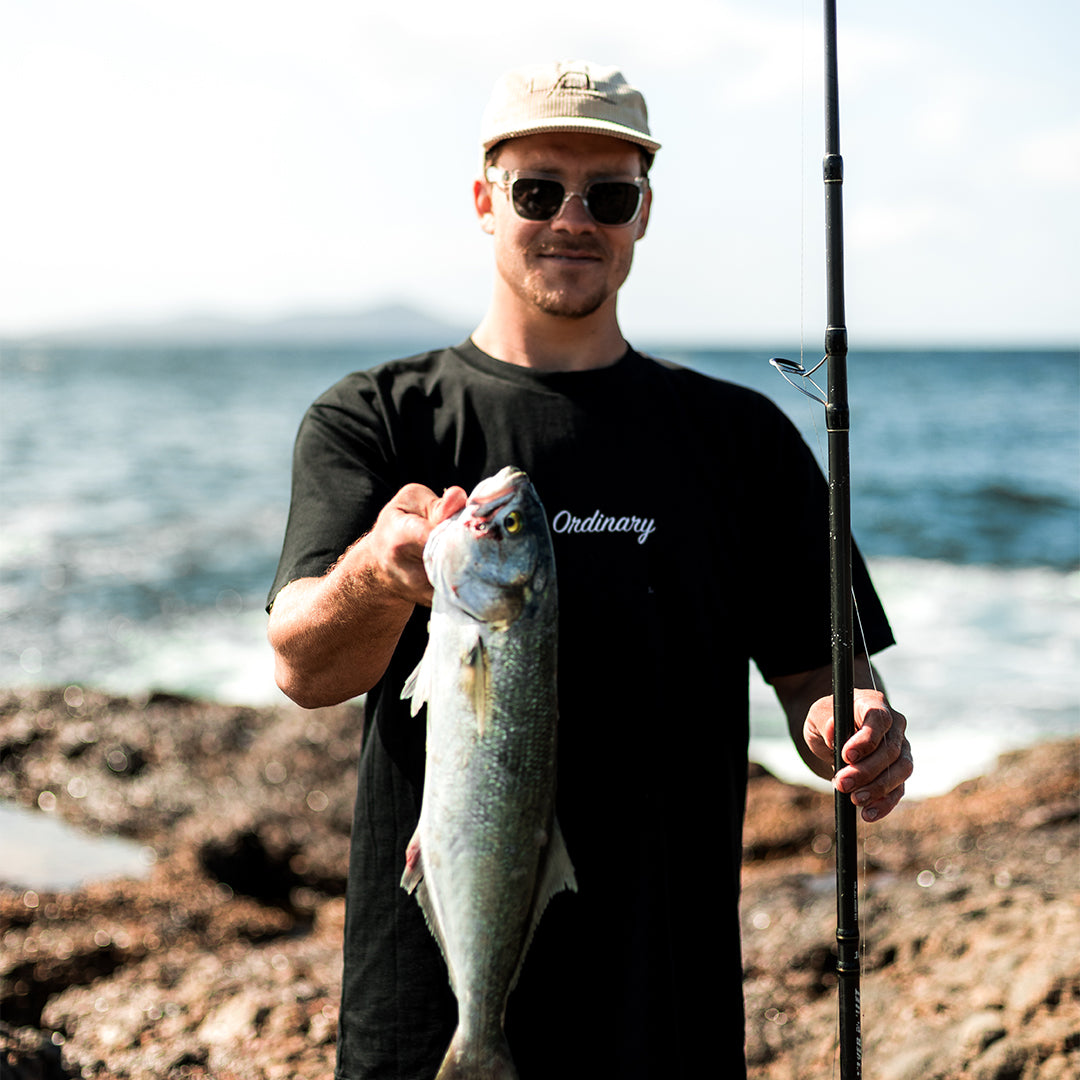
[480,60,660,155]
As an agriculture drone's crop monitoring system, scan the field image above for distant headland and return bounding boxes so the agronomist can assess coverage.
[1,302,472,348]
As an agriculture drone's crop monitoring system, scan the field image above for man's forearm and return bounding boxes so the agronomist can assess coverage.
[268,541,415,708]
[268,482,465,709]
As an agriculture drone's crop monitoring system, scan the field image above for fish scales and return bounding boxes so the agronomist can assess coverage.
[401,466,576,1080]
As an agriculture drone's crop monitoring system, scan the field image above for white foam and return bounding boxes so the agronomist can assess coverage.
[748,558,1080,798]
[6,558,1078,799]
[93,608,290,706]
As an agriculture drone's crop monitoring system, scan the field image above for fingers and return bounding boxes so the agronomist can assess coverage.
[369,484,469,605]
[432,486,467,524]
[392,483,466,524]
[861,777,908,822]
[840,691,901,765]
[804,689,914,822]
[834,697,913,822]
[841,738,913,822]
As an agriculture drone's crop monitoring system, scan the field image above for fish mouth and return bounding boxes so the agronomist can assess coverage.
[466,467,527,523]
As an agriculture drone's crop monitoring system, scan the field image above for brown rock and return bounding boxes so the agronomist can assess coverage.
[742,739,1079,1080]
[2,689,1077,1079]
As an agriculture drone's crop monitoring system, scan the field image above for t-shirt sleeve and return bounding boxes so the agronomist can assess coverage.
[740,396,894,680]
[267,374,398,610]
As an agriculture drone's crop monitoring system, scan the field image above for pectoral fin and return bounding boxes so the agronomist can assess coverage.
[461,635,490,736]
[401,639,435,717]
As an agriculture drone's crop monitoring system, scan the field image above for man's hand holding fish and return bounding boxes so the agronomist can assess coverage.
[269,483,466,706]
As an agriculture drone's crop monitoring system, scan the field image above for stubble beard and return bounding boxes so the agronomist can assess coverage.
[520,240,627,320]
[529,282,608,320]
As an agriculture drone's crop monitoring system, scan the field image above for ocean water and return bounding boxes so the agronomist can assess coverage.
[1,342,1077,809]
[0,800,154,890]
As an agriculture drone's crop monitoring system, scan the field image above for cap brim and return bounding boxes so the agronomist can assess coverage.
[481,117,661,154]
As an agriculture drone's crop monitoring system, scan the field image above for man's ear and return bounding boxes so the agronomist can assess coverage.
[474,177,495,235]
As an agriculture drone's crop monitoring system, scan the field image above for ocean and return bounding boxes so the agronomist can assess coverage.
[2,341,1077,809]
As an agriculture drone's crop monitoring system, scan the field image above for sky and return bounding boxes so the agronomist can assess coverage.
[2,0,1077,347]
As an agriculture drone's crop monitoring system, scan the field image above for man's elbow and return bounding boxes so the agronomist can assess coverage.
[266,586,391,707]
[273,655,363,710]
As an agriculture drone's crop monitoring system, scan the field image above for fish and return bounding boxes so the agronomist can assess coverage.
[401,466,576,1080]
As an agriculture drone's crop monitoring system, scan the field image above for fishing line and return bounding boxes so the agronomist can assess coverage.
[851,601,878,694]
[799,0,807,375]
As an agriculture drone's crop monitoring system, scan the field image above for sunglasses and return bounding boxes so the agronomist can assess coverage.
[484,166,647,227]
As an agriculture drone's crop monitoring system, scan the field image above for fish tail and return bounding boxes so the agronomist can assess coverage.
[435,1028,518,1080]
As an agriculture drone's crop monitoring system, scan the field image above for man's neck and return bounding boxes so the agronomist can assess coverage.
[471,302,628,373]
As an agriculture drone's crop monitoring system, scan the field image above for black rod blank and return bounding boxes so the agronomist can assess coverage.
[823,1,862,1078]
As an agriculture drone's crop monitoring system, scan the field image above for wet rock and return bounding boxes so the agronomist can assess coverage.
[1,688,1077,1079]
[742,739,1080,1080]
[959,1011,1008,1055]
[0,687,360,876]
[0,1022,76,1080]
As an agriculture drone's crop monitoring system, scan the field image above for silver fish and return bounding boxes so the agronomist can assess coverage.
[401,466,576,1080]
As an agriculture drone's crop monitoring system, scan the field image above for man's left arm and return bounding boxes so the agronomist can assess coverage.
[772,657,913,822]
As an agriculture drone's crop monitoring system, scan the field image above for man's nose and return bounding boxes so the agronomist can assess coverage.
[550,192,595,232]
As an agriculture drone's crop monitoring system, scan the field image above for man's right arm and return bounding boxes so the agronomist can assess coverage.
[267,484,467,708]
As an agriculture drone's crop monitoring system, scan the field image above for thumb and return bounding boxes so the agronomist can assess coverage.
[431,486,467,524]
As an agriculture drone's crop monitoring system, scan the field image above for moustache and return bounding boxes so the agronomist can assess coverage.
[530,239,608,258]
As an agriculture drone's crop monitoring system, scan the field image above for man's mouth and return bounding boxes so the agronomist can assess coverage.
[534,247,604,262]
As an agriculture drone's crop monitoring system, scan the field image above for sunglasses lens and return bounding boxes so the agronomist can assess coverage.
[506,176,642,225]
[510,178,565,221]
[586,182,642,226]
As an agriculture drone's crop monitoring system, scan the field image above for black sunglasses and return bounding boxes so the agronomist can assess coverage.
[485,167,647,227]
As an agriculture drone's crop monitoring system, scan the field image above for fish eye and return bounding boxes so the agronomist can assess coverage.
[504,510,523,534]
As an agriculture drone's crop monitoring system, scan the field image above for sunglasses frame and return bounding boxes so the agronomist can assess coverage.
[484,166,648,227]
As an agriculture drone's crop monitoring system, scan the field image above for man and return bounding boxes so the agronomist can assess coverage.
[267,61,912,1079]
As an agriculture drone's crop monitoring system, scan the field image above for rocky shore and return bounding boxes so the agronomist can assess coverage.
[1,687,1077,1080]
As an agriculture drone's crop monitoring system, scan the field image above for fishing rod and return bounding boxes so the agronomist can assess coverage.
[822,0,862,1074]
[771,1,862,1076]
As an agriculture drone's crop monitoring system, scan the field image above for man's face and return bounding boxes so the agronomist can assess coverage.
[475,132,651,321]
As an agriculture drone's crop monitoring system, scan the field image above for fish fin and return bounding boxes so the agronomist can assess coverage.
[509,817,577,992]
[401,639,435,717]
[461,635,490,736]
[400,833,459,992]
[400,827,423,894]
[435,1028,518,1080]
[414,877,458,995]
[400,662,420,705]
[545,816,578,897]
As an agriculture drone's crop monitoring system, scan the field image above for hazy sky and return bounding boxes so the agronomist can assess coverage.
[3,0,1077,346]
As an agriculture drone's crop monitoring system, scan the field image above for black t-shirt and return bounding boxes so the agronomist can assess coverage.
[269,339,894,1080]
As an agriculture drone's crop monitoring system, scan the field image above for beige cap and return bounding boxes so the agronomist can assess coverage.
[480,60,660,155]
